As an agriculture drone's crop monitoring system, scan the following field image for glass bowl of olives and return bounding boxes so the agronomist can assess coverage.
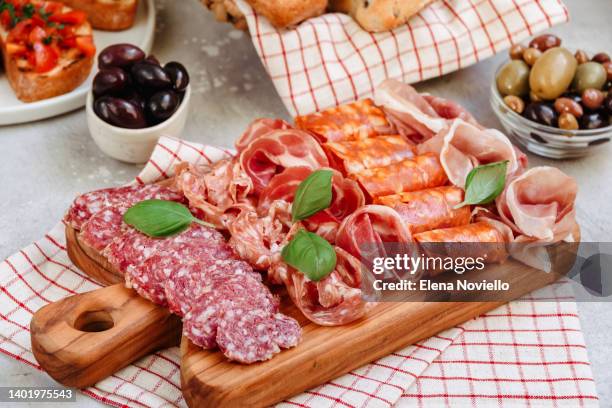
[491,34,612,159]
[86,44,191,163]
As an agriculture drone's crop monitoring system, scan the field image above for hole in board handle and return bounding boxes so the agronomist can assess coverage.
[74,310,114,332]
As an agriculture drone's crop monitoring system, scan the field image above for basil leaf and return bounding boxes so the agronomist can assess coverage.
[455,161,509,209]
[281,229,337,281]
[291,169,333,222]
[123,199,213,237]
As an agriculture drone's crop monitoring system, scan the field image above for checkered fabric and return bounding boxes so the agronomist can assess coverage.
[0,137,598,407]
[234,0,569,116]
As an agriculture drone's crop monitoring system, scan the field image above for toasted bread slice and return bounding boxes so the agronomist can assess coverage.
[0,1,96,102]
[61,0,138,31]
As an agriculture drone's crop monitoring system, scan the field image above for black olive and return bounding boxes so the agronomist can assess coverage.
[164,61,190,92]
[146,90,180,124]
[604,93,612,115]
[131,62,172,90]
[523,102,558,127]
[142,55,161,66]
[92,67,130,97]
[98,44,145,69]
[94,96,147,129]
[122,90,147,111]
[579,111,606,130]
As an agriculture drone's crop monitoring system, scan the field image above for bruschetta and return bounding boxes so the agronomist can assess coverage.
[60,0,138,31]
[0,0,96,102]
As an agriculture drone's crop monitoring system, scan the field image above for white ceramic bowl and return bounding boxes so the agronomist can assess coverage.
[87,85,191,163]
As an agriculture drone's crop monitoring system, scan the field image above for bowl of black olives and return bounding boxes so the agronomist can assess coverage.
[87,43,191,163]
[491,34,612,159]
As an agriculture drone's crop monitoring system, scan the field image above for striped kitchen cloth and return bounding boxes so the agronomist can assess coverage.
[0,137,598,408]
[234,0,569,116]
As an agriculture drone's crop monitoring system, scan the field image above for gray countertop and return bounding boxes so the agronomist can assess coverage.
[0,0,610,406]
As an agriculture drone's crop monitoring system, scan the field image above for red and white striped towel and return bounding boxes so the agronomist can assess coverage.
[0,137,598,407]
[235,0,569,116]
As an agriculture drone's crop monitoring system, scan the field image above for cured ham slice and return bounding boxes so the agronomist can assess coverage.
[354,153,448,198]
[496,166,578,242]
[422,94,480,127]
[295,98,393,142]
[374,186,471,234]
[323,135,416,175]
[418,119,520,188]
[257,167,365,242]
[283,247,369,326]
[235,118,292,153]
[239,129,329,193]
[336,205,412,266]
[414,221,510,269]
[374,79,448,143]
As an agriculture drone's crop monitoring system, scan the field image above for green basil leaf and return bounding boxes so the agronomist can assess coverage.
[291,169,333,222]
[281,229,337,281]
[123,199,213,237]
[455,161,509,209]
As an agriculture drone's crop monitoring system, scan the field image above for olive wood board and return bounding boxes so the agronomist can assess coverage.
[30,224,579,407]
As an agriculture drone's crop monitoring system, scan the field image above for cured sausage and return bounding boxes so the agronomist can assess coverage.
[323,135,416,175]
[282,247,369,326]
[79,207,126,251]
[235,118,292,153]
[65,184,184,230]
[257,167,365,243]
[374,186,471,234]
[239,129,329,193]
[295,98,393,142]
[354,154,448,198]
[418,119,520,188]
[496,166,577,242]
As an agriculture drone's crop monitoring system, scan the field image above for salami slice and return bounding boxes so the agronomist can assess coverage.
[295,98,393,142]
[323,135,415,175]
[374,186,471,234]
[65,184,184,230]
[79,207,127,251]
[354,153,448,198]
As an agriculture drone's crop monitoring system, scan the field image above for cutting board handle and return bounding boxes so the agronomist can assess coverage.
[30,284,182,388]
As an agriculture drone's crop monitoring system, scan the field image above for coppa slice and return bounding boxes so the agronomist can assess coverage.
[0,0,96,102]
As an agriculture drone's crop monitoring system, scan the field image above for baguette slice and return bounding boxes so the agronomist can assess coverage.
[60,0,138,31]
[246,0,327,28]
[329,0,435,32]
[0,2,95,102]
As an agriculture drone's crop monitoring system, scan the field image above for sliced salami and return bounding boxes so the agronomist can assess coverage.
[79,206,127,251]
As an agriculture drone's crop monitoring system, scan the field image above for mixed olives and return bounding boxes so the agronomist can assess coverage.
[92,44,190,129]
[497,34,612,131]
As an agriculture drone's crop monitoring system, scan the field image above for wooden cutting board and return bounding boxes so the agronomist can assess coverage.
[30,224,579,407]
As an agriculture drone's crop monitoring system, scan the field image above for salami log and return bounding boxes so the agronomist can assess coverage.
[375,186,471,234]
[354,153,448,198]
[295,98,393,142]
[323,135,416,174]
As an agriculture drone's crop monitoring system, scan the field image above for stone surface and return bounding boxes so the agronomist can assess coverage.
[0,0,610,406]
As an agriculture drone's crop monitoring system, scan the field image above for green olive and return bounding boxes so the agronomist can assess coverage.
[571,62,607,92]
[529,47,577,100]
[496,60,530,96]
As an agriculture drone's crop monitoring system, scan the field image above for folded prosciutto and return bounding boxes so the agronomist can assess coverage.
[375,186,471,234]
[235,118,292,153]
[417,119,520,188]
[496,166,578,242]
[239,129,329,193]
[323,135,415,174]
[354,153,448,198]
[295,98,393,142]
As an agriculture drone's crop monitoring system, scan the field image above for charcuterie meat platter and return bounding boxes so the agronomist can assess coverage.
[30,80,581,407]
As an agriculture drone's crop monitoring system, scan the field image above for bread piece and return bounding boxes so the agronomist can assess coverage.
[60,0,138,31]
[246,0,327,28]
[329,0,435,32]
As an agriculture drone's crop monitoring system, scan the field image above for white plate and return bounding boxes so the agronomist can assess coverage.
[0,0,156,126]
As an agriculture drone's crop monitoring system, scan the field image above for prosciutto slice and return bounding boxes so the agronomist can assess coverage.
[336,205,412,267]
[496,166,578,242]
[239,129,329,193]
[422,94,480,127]
[374,79,448,142]
[283,247,369,326]
[235,118,292,153]
[323,135,416,175]
[294,98,393,142]
[418,119,520,188]
[374,186,471,234]
[258,167,365,243]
